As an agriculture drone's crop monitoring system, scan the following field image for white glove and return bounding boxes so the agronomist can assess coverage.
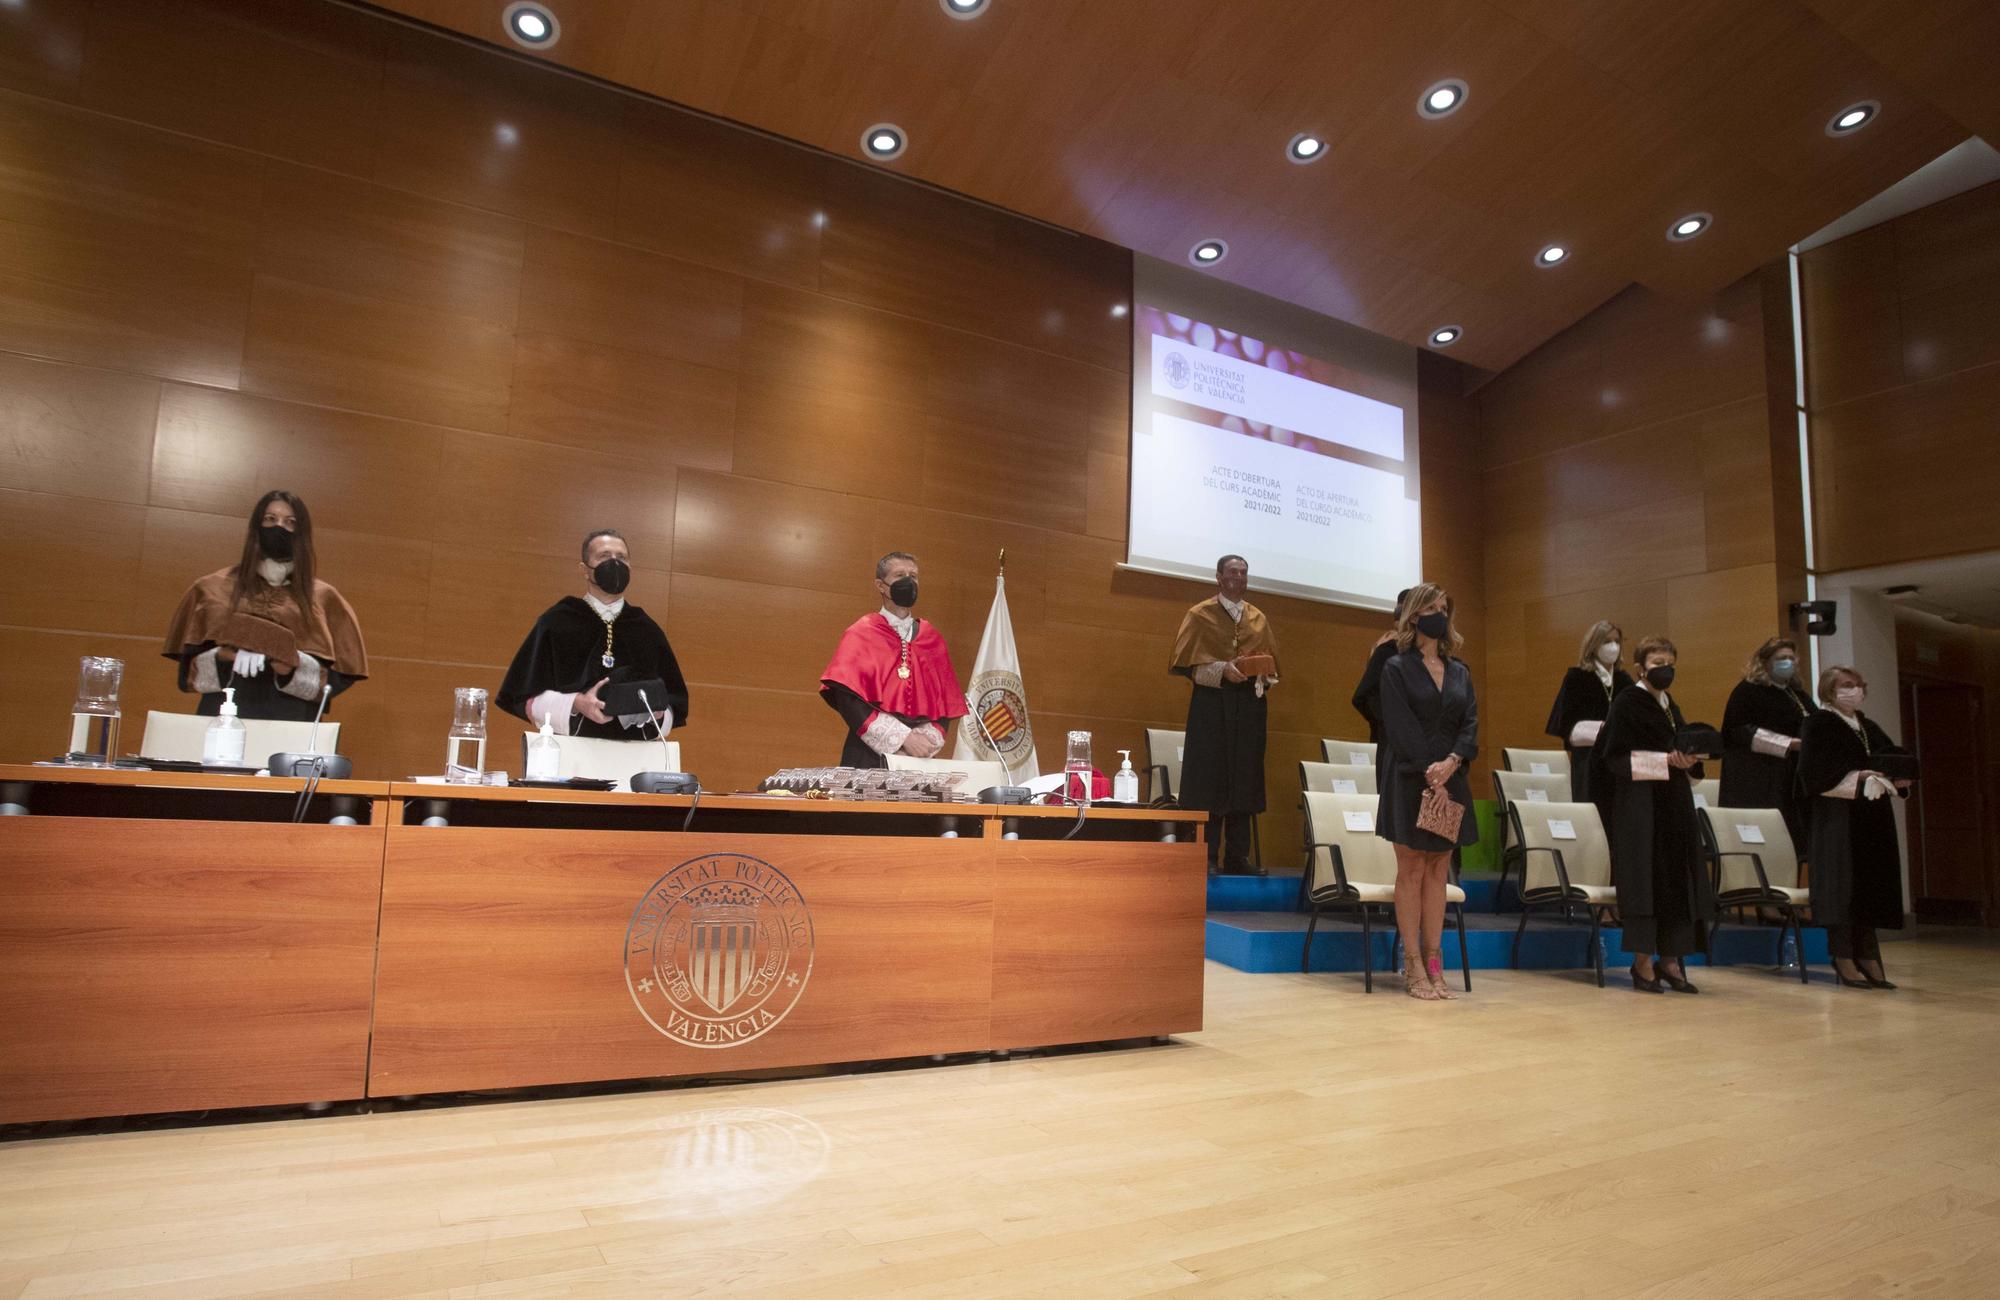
[232,649,267,678]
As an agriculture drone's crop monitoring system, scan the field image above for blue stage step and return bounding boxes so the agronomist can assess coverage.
[1208,872,1516,912]
[1206,910,1831,976]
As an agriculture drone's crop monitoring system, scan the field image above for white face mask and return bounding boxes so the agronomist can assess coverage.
[1597,642,1621,666]
[1835,686,1866,710]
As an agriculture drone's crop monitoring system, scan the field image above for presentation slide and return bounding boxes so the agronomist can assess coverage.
[1125,258,1421,610]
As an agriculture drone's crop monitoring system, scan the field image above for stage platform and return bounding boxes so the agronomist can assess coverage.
[1206,907,1831,976]
[1209,870,1517,913]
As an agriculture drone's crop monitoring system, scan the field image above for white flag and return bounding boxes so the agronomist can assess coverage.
[953,572,1040,779]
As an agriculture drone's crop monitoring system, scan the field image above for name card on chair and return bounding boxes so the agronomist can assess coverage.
[1331,778,1358,794]
[1526,788,1549,802]
[1177,747,1184,762]
[1692,793,1709,809]
[1548,819,1577,840]
[1342,810,1374,832]
[1530,762,1552,776]
[1349,751,1370,766]
[1736,823,1766,844]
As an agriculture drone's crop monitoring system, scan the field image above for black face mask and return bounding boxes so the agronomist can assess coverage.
[1646,664,1676,690]
[258,524,294,561]
[887,576,919,609]
[592,557,631,596]
[1415,612,1450,640]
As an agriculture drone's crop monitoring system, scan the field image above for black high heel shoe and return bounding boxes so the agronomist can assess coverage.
[1630,964,1664,993]
[1834,968,1875,989]
[1657,963,1699,994]
[1861,966,1898,990]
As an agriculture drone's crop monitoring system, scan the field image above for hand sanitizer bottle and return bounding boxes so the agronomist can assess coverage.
[525,711,562,782]
[1113,749,1139,803]
[203,686,245,765]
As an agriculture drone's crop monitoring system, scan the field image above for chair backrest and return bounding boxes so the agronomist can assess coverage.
[1299,761,1377,795]
[1510,800,1613,895]
[140,711,342,764]
[525,734,681,790]
[1301,791,1399,897]
[885,754,1010,793]
[1144,727,1185,801]
[1503,747,1570,777]
[1700,806,1801,894]
[1493,768,1569,851]
[1321,738,1377,767]
[1689,777,1720,812]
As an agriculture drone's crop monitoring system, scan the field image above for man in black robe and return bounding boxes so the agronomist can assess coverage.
[1170,555,1280,874]
[497,528,689,740]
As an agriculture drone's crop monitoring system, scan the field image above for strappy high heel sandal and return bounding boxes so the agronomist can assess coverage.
[1403,955,1440,1001]
[1424,949,1457,1000]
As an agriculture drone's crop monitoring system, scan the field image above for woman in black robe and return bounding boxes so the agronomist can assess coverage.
[1374,583,1479,1001]
[1350,589,1410,744]
[1798,665,1910,989]
[1591,635,1715,994]
[1720,637,1814,847]
[1544,619,1632,802]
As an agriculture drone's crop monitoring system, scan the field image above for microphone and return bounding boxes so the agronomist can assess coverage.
[637,689,667,745]
[306,683,331,755]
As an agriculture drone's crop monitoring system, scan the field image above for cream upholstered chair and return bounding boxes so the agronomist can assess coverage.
[1509,799,1619,986]
[1689,777,1720,812]
[1321,738,1377,767]
[1143,727,1184,802]
[1492,768,1572,911]
[1502,747,1571,778]
[1300,792,1469,992]
[522,734,681,791]
[886,754,1010,794]
[140,711,341,765]
[1299,761,1377,795]
[1701,806,1811,983]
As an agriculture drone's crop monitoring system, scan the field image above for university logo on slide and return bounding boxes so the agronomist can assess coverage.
[625,853,814,1048]
[1163,351,1192,389]
[969,669,1034,765]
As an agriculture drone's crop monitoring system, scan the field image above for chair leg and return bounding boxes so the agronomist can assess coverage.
[1709,916,1721,953]
[1494,855,1510,914]
[1588,905,1604,988]
[1454,902,1471,991]
[1293,865,1310,915]
[1791,908,1808,984]
[1361,906,1373,994]
[1301,904,1319,974]
[1511,903,1530,970]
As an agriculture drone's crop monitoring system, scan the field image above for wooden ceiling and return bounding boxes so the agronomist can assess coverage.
[363,0,1994,373]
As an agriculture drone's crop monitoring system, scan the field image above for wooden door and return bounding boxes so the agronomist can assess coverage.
[1900,678,1990,923]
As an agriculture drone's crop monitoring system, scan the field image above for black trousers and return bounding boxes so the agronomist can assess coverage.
[1828,924,1881,961]
[1207,811,1252,871]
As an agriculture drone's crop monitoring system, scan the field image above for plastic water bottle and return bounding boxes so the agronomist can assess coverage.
[1780,931,1800,971]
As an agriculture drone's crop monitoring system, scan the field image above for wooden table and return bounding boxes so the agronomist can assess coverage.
[0,767,1206,1123]
[0,764,393,1124]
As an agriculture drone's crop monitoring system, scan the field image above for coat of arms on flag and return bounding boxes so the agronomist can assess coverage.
[955,564,1040,779]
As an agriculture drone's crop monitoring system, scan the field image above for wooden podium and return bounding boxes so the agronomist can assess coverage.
[0,766,1205,1124]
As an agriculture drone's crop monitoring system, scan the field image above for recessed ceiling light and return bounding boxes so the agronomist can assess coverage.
[1535,243,1569,267]
[1110,304,1129,319]
[1428,325,1463,347]
[1826,100,1879,136]
[860,123,907,160]
[939,0,989,17]
[1418,79,1468,119]
[1667,212,1712,242]
[502,1,559,48]
[1189,238,1229,266]
[1286,132,1327,164]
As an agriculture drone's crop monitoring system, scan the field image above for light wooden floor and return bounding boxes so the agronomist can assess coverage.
[5,935,2000,1299]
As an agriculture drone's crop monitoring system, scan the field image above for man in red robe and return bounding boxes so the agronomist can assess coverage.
[820,551,966,767]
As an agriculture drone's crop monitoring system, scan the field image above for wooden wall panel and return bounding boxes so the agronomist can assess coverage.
[1804,180,2000,571]
[1477,275,1798,764]
[0,0,1480,883]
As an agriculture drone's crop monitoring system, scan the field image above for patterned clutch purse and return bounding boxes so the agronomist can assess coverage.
[1417,784,1465,841]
